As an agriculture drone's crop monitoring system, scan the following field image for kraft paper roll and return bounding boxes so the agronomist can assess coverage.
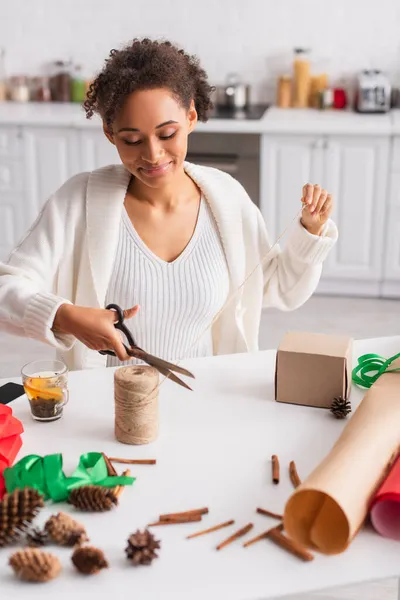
[114,365,159,445]
[283,362,400,555]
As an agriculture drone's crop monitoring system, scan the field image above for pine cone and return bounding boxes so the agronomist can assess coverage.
[9,548,61,582]
[68,485,118,512]
[26,527,49,547]
[44,512,88,547]
[125,529,160,566]
[71,545,109,575]
[0,488,44,547]
[330,396,352,419]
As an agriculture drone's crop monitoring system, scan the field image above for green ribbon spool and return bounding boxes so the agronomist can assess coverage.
[3,452,135,502]
[352,352,400,389]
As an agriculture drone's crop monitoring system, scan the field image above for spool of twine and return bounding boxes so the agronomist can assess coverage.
[114,365,159,445]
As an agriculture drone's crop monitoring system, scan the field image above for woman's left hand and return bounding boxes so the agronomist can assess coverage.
[300,183,333,236]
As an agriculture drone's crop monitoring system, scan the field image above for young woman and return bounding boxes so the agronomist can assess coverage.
[0,39,337,372]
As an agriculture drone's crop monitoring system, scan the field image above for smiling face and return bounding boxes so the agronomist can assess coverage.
[105,88,198,188]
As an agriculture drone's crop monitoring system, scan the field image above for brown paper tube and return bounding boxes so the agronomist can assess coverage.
[114,366,159,445]
[284,366,400,555]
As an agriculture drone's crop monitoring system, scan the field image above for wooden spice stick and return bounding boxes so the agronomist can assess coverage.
[216,523,253,551]
[289,461,301,488]
[108,457,157,465]
[256,507,283,520]
[243,523,284,548]
[148,514,203,526]
[114,469,131,498]
[271,454,280,484]
[160,507,208,521]
[103,453,118,476]
[267,527,314,561]
[187,520,235,540]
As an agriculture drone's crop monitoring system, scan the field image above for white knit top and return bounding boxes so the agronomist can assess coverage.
[105,197,230,367]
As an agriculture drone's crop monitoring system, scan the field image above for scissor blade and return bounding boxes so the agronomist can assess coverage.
[127,348,195,379]
[155,365,193,391]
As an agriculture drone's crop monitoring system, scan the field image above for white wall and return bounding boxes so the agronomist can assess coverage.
[2,0,400,102]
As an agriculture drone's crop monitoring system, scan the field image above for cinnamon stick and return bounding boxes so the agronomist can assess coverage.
[114,469,131,498]
[289,461,301,488]
[267,527,314,561]
[103,453,118,476]
[109,457,156,465]
[243,523,284,548]
[187,520,235,539]
[148,514,202,526]
[216,523,253,551]
[271,454,280,484]
[256,507,283,520]
[160,507,208,521]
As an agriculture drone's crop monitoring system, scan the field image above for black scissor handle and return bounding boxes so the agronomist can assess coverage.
[105,303,125,325]
[104,303,136,348]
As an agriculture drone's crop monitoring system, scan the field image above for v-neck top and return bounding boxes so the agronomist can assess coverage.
[105,196,230,367]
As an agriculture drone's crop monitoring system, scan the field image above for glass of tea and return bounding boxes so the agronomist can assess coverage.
[21,360,69,422]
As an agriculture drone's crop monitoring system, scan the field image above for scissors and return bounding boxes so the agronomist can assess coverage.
[99,303,195,391]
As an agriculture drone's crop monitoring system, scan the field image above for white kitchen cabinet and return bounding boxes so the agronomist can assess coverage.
[320,136,389,296]
[23,127,79,220]
[260,134,324,241]
[0,127,26,260]
[78,130,120,171]
[260,133,390,297]
[382,169,400,297]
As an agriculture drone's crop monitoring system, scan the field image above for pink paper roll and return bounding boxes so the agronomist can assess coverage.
[370,454,400,540]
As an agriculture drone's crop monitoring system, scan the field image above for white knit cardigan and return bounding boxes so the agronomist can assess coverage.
[0,163,338,371]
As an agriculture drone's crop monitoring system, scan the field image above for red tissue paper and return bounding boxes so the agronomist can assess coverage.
[0,405,24,499]
[370,454,400,540]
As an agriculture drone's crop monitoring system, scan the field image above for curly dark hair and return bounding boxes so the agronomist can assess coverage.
[83,38,214,129]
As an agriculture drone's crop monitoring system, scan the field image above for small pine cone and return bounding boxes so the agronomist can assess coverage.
[0,488,44,547]
[330,396,352,419]
[44,512,88,547]
[71,545,109,575]
[9,548,61,582]
[125,529,160,566]
[26,527,49,547]
[68,485,118,512]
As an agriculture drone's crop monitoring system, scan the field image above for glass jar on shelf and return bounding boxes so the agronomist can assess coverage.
[292,48,311,108]
[9,76,30,102]
[50,60,72,102]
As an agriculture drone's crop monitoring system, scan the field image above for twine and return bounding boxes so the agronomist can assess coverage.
[114,365,159,445]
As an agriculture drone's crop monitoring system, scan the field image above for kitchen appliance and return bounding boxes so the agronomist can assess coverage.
[355,70,391,113]
[214,73,251,109]
[187,133,260,207]
[209,103,268,120]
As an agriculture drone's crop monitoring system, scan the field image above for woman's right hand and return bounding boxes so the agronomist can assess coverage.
[52,304,140,361]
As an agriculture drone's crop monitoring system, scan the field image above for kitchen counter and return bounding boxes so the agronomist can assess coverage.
[0,101,395,135]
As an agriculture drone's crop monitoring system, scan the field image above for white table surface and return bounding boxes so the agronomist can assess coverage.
[0,335,400,599]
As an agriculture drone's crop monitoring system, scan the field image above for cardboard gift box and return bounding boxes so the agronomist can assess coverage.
[275,331,353,408]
